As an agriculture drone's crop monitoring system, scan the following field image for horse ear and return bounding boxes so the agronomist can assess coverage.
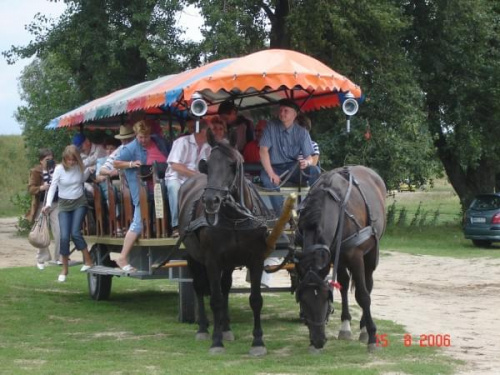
[228,128,238,149]
[198,159,208,174]
[207,128,217,147]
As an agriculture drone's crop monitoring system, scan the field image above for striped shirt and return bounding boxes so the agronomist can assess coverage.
[259,119,314,164]
[299,140,320,160]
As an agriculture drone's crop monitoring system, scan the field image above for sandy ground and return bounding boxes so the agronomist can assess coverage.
[1,217,499,374]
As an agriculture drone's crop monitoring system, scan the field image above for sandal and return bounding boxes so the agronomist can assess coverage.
[115,228,124,238]
[120,264,136,273]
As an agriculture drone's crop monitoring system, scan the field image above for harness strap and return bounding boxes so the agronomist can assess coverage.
[340,225,374,253]
[331,167,353,289]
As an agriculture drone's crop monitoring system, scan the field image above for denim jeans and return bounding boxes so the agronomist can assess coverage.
[58,205,88,256]
[129,203,142,234]
[260,162,320,216]
[166,179,181,228]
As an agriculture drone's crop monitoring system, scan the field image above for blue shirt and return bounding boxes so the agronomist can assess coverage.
[115,139,147,205]
[259,119,314,164]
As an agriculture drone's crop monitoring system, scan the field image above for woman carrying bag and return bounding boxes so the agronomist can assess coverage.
[26,148,61,269]
[42,145,93,282]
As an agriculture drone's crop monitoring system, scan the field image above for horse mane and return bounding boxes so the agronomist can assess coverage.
[212,139,244,164]
[299,172,342,228]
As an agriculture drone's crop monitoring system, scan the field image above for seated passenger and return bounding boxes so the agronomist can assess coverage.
[243,119,266,163]
[209,115,227,142]
[217,100,254,152]
[112,120,168,271]
[296,114,320,167]
[72,132,106,169]
[164,120,211,238]
[259,99,320,215]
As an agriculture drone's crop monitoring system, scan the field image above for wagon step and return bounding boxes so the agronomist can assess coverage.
[86,265,150,277]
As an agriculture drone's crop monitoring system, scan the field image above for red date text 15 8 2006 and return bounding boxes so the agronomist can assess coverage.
[375,333,451,347]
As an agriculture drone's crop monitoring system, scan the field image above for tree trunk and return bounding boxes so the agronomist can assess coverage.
[267,0,291,48]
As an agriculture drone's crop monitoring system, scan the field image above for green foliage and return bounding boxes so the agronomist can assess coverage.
[10,192,31,234]
[286,0,442,188]
[404,0,500,207]
[386,200,397,226]
[16,56,77,165]
[0,136,30,217]
[184,0,268,60]
[5,0,499,205]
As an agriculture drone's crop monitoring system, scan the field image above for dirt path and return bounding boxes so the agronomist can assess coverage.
[1,217,499,374]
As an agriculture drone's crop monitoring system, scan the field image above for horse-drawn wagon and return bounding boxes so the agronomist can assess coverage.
[47,49,385,353]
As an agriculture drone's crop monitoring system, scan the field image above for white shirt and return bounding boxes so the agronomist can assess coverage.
[165,134,211,184]
[45,164,90,207]
[81,143,106,168]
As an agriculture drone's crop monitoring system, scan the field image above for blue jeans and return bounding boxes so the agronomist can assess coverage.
[166,179,181,228]
[260,162,320,216]
[58,206,88,256]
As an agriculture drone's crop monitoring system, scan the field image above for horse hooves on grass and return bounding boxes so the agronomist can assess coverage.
[338,330,353,340]
[359,331,369,343]
[367,343,380,353]
[308,345,324,355]
[249,346,267,357]
[222,331,235,341]
[195,332,210,341]
[209,346,226,355]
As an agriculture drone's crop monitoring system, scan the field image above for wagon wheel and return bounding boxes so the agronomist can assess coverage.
[88,244,113,300]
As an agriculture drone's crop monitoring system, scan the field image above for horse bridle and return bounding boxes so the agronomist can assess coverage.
[202,145,246,215]
[295,245,333,327]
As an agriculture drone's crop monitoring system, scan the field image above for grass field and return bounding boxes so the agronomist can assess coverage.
[386,179,462,226]
[0,267,457,375]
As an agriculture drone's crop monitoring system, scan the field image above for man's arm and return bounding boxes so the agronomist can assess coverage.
[260,146,280,185]
[170,163,198,178]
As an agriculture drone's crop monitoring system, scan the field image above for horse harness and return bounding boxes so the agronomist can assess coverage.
[295,167,380,326]
[186,145,271,233]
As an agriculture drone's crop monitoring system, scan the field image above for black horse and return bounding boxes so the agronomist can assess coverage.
[295,165,386,352]
[178,132,272,355]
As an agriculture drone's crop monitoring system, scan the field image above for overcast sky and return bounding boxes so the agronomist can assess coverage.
[0,1,202,135]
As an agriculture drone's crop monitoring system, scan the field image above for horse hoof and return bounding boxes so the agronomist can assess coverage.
[308,345,323,355]
[338,330,352,340]
[249,346,267,356]
[367,343,380,353]
[209,346,226,355]
[222,331,235,341]
[195,332,210,341]
[359,331,369,343]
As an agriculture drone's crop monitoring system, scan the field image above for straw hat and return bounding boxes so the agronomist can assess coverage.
[115,125,135,139]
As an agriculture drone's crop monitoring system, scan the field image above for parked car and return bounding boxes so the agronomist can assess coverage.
[398,179,416,192]
[463,193,500,247]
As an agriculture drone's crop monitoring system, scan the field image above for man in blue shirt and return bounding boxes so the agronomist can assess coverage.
[259,99,320,215]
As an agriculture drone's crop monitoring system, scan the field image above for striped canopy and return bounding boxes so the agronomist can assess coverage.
[46,49,362,129]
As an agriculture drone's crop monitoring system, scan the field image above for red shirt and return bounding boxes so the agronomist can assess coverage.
[243,141,260,163]
[146,141,166,164]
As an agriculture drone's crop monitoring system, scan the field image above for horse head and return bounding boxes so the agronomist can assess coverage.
[201,129,243,225]
[295,245,333,349]
[295,177,342,349]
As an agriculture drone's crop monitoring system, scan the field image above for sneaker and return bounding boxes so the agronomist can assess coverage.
[56,260,63,266]
[58,274,67,282]
[36,262,45,270]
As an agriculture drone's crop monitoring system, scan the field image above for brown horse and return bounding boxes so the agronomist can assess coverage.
[178,131,273,355]
[295,165,386,352]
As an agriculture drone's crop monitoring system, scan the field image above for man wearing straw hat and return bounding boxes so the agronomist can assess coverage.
[97,125,136,177]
